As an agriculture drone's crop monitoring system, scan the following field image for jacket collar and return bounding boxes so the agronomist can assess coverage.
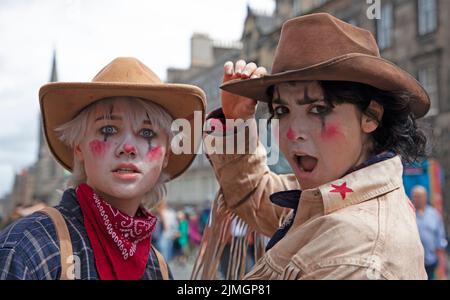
[270,190,301,210]
[319,155,403,215]
[270,155,404,220]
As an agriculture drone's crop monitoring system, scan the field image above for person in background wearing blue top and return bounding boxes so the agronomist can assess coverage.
[412,185,448,279]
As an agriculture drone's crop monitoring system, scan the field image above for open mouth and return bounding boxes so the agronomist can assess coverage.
[295,155,318,173]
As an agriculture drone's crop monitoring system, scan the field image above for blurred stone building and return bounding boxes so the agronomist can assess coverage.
[6,0,447,219]
[6,52,67,218]
[164,8,293,206]
[165,34,242,206]
[167,0,450,220]
[32,52,68,206]
[270,0,450,227]
[244,0,450,223]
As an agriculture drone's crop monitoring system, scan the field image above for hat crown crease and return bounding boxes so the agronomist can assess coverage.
[92,57,162,84]
[271,13,380,74]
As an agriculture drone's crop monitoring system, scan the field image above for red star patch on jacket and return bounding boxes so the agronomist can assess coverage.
[330,182,353,200]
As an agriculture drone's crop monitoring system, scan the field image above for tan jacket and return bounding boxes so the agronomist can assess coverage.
[205,131,427,280]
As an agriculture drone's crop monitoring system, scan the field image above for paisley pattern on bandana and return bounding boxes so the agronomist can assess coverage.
[76,183,157,280]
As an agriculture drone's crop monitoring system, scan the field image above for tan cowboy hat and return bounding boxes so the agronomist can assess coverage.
[221,13,430,118]
[39,57,206,181]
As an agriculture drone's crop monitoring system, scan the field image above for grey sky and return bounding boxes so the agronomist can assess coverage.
[0,0,275,197]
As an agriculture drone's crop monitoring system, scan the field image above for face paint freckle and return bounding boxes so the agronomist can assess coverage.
[147,146,162,161]
[89,140,107,157]
[287,128,295,141]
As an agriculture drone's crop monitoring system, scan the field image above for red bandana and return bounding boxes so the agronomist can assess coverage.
[76,183,157,280]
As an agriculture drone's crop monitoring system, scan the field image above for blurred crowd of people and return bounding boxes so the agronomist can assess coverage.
[152,184,449,279]
[412,185,448,279]
[151,199,210,266]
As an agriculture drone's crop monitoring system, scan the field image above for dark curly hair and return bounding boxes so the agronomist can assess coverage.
[267,81,428,163]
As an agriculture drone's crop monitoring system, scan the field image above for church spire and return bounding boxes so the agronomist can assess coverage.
[50,50,58,82]
[38,50,58,157]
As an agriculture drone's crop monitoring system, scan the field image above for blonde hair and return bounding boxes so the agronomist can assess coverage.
[55,96,174,209]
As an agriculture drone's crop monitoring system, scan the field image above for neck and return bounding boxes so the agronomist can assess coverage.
[354,136,374,166]
[353,149,371,169]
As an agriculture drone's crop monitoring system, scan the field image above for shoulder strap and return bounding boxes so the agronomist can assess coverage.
[40,207,75,280]
[152,246,169,280]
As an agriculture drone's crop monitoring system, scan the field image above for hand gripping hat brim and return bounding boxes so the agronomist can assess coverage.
[221,13,430,118]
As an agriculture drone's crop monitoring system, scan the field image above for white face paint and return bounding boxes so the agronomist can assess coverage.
[272,81,373,190]
[75,100,169,208]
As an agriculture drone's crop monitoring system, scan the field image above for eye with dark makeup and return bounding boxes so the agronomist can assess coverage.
[309,103,332,116]
[139,128,156,139]
[99,125,117,141]
[273,105,290,118]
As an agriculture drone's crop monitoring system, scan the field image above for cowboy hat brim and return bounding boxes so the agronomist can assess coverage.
[39,82,206,181]
[220,53,430,118]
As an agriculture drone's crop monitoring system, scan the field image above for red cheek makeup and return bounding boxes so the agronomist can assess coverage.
[146,146,162,161]
[321,123,341,140]
[89,140,108,157]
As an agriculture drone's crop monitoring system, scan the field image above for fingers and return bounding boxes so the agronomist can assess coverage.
[223,61,234,82]
[234,60,247,75]
[223,60,267,82]
[224,61,234,76]
[251,66,267,79]
[241,62,257,79]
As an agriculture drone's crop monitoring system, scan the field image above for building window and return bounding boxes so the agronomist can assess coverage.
[418,0,437,35]
[418,65,439,116]
[376,3,394,50]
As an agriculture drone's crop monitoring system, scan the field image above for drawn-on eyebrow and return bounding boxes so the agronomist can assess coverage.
[94,114,153,128]
[94,115,122,122]
[272,86,324,106]
[144,113,152,126]
[296,87,323,105]
[272,86,288,105]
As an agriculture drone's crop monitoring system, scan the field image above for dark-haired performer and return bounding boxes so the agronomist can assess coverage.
[197,13,429,280]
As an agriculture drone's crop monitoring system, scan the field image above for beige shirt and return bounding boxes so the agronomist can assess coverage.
[206,131,427,280]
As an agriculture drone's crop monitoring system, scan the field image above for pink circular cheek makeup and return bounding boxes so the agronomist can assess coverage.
[89,139,110,158]
[320,123,341,140]
[146,146,163,161]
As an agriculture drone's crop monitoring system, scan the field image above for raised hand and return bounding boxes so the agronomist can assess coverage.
[221,60,267,120]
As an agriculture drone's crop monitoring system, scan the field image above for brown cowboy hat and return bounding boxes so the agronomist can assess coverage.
[221,13,430,118]
[39,57,206,181]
